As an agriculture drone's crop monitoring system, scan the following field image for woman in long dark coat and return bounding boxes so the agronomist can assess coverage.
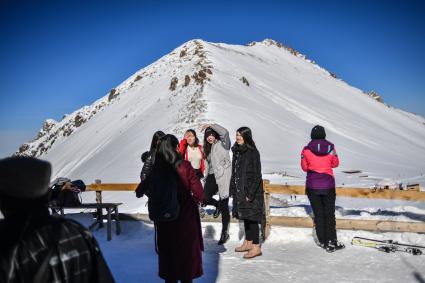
[230,127,264,259]
[144,134,204,283]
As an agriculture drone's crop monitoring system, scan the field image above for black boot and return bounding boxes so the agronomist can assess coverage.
[213,205,221,218]
[329,240,345,251]
[325,240,345,252]
[218,230,229,245]
[324,243,335,253]
[218,225,229,245]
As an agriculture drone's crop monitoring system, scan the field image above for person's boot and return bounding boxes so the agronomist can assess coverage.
[324,243,335,253]
[218,230,229,245]
[213,204,221,218]
[328,240,345,251]
[235,240,253,252]
[243,244,262,259]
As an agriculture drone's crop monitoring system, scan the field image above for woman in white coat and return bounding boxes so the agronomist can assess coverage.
[201,123,232,245]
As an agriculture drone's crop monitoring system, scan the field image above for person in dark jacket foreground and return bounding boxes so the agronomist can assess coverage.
[301,125,345,252]
[231,127,264,259]
[0,156,115,283]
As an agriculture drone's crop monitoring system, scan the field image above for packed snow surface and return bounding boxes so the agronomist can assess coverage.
[70,214,425,283]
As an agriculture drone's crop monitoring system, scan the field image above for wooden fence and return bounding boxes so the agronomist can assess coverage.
[262,180,425,238]
[86,180,425,238]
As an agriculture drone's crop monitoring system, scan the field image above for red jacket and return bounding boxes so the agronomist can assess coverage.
[179,139,205,175]
[301,147,339,176]
[301,139,339,189]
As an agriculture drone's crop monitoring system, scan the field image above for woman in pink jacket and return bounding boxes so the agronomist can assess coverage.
[301,125,344,252]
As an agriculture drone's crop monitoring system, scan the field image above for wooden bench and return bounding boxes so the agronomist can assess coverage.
[50,203,122,241]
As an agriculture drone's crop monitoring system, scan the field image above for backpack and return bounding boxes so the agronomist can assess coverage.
[49,179,86,207]
[57,189,82,207]
[146,160,182,222]
[49,177,71,201]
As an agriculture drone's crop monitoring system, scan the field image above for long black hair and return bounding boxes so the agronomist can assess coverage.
[150,131,166,152]
[237,127,257,150]
[185,129,199,147]
[151,134,181,187]
[156,134,181,165]
[203,127,219,159]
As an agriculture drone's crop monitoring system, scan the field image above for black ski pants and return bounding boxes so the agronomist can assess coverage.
[307,188,337,245]
[244,219,260,244]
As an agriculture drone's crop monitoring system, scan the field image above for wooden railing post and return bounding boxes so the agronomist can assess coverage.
[263,179,271,240]
[94,179,102,204]
[94,179,103,227]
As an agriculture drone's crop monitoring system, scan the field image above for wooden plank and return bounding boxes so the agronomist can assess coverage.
[264,184,305,194]
[269,216,313,227]
[87,183,425,202]
[264,184,425,201]
[87,183,138,191]
[335,187,425,201]
[115,213,425,233]
[127,213,240,223]
[268,216,425,233]
[69,211,424,234]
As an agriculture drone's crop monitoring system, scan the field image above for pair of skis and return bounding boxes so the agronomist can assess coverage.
[352,237,425,255]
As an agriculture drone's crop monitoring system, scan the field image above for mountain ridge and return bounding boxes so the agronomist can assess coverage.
[14,39,425,186]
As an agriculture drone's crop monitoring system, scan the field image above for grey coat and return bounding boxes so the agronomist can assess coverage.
[204,123,232,199]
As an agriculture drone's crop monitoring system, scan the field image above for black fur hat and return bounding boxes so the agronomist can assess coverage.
[0,156,51,199]
[311,125,326,140]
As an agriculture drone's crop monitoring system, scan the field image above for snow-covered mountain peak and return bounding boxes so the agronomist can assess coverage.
[14,39,425,186]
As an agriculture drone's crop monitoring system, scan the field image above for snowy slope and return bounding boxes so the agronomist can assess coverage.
[16,39,425,188]
[71,214,425,283]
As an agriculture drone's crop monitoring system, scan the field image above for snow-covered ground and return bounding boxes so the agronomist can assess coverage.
[70,214,425,283]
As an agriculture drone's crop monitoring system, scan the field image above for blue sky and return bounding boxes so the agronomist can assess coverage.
[1,0,424,157]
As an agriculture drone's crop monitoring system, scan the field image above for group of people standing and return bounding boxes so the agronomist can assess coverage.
[179,124,265,256]
[137,123,343,283]
[0,124,343,283]
[136,123,265,282]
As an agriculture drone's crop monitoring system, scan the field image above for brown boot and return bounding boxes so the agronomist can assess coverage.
[243,244,262,259]
[235,240,253,252]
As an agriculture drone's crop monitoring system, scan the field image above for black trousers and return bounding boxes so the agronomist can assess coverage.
[307,188,337,245]
[204,174,219,207]
[244,219,260,244]
[204,174,230,233]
